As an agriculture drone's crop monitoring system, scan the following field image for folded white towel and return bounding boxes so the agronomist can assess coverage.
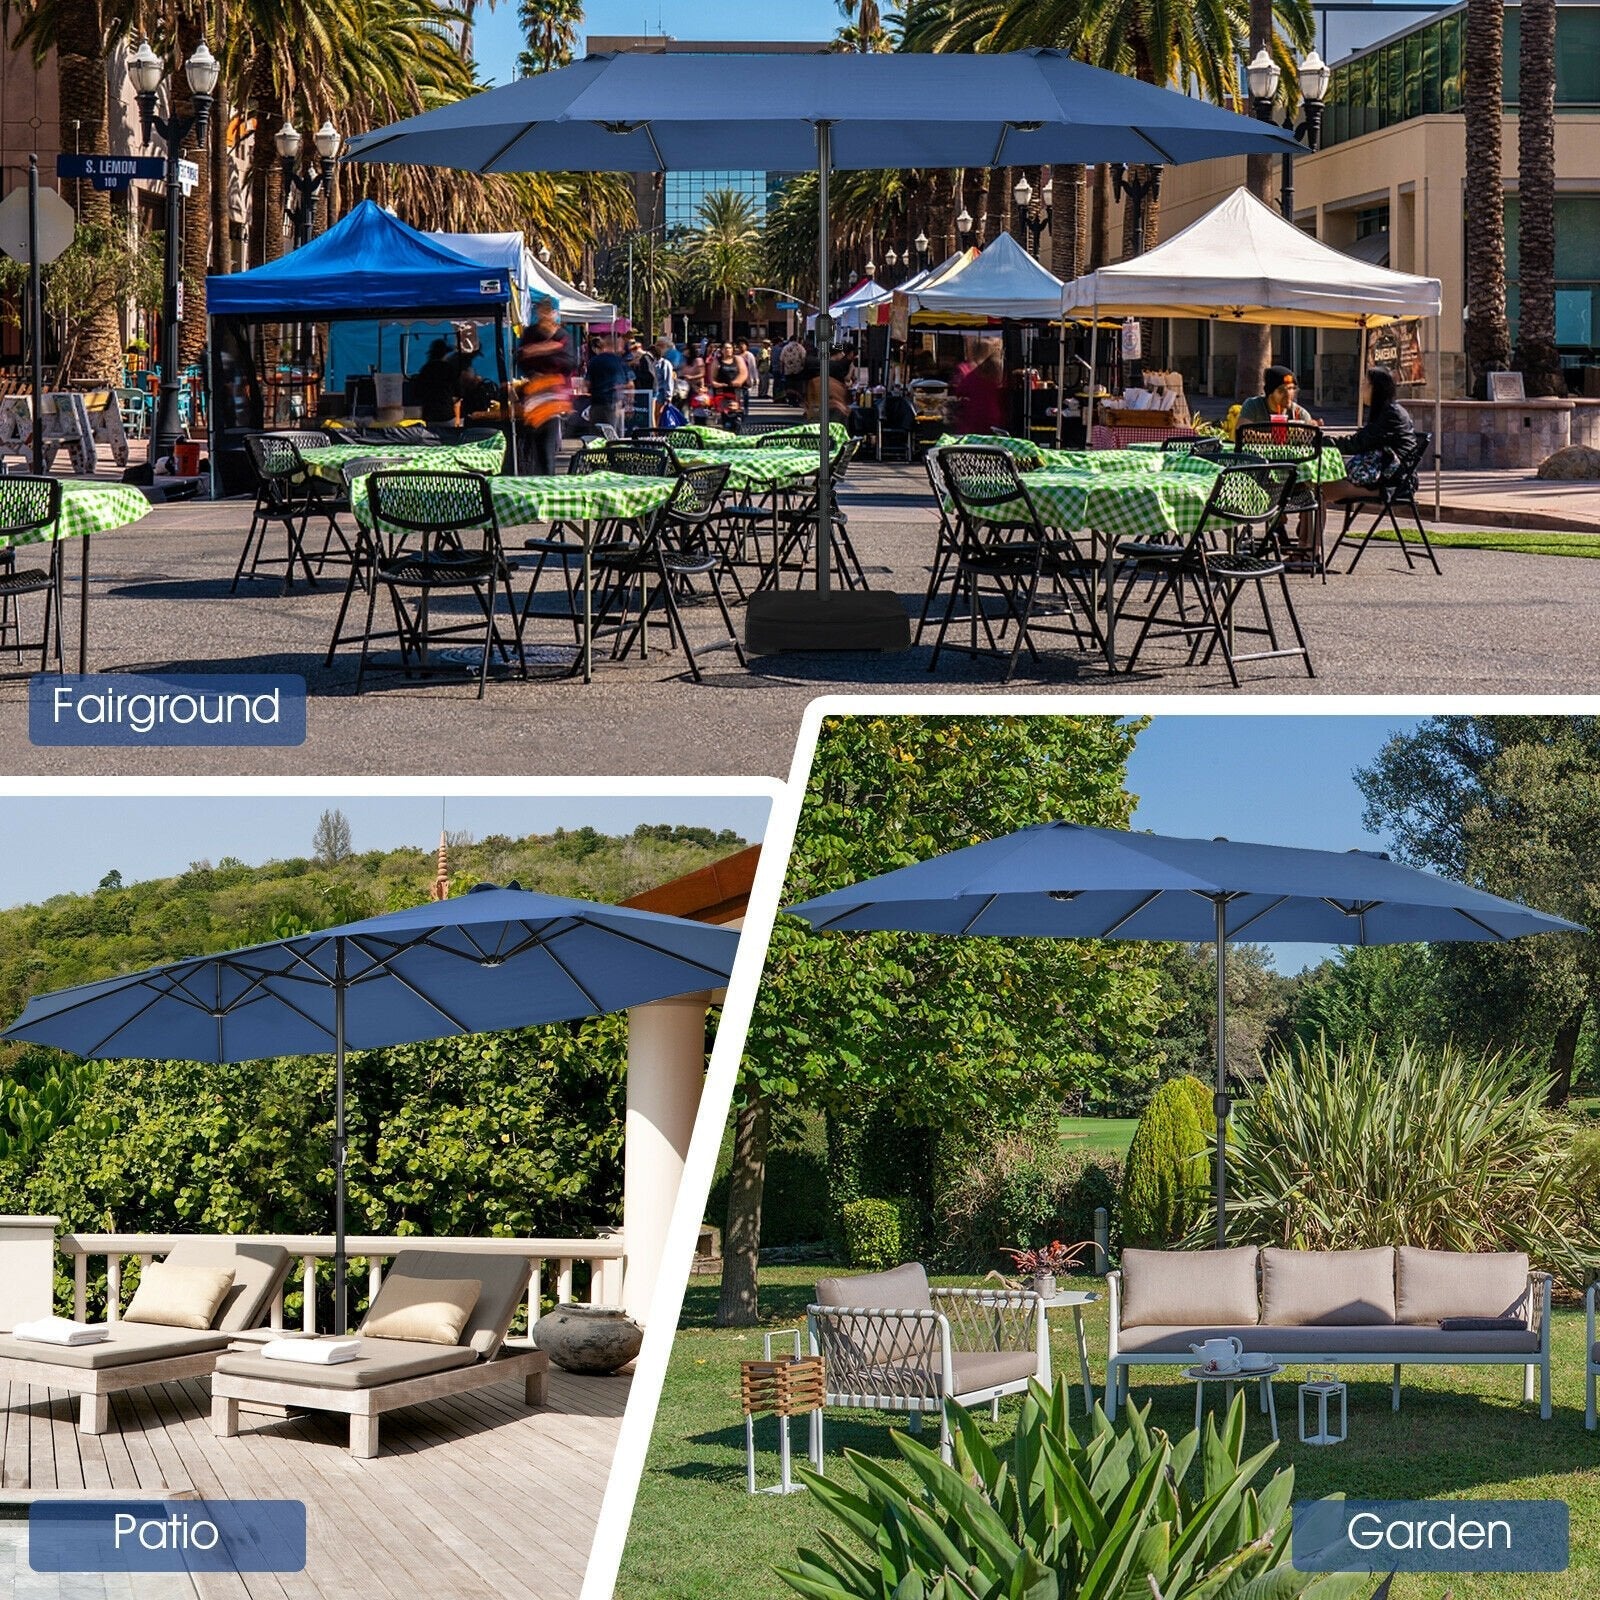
[259,1338,363,1365]
[13,1317,112,1347]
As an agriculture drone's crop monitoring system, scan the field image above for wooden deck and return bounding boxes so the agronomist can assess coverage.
[0,1365,628,1599]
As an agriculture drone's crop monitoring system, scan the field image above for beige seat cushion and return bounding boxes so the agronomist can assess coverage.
[1395,1247,1530,1325]
[1261,1247,1396,1326]
[815,1263,936,1367]
[949,1350,1038,1396]
[361,1275,481,1347]
[214,1337,477,1390]
[160,1240,292,1333]
[0,1324,229,1370]
[1119,1248,1259,1329]
[372,1250,532,1358]
[124,1264,235,1331]
[1118,1323,1539,1356]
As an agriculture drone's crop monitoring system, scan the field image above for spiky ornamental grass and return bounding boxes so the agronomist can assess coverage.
[1200,1037,1600,1286]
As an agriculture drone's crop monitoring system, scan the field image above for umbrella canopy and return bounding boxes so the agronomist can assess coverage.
[346,50,1299,605]
[1058,186,1443,327]
[786,822,1580,1244]
[899,231,1066,323]
[5,882,738,1328]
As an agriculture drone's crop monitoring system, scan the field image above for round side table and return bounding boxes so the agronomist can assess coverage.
[1038,1291,1099,1414]
[1182,1363,1281,1440]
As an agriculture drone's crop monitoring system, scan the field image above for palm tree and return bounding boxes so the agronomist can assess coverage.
[1514,0,1565,396]
[518,0,580,75]
[684,189,762,342]
[1464,0,1511,392]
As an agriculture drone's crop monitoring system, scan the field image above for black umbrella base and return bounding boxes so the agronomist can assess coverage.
[746,590,912,654]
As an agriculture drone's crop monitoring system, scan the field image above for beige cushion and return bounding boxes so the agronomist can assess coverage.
[376,1249,532,1358]
[1395,1247,1529,1325]
[124,1264,235,1331]
[1119,1248,1259,1329]
[949,1350,1038,1395]
[361,1274,480,1346]
[815,1263,933,1314]
[814,1263,936,1368]
[1118,1323,1539,1356]
[0,1324,229,1370]
[160,1240,291,1333]
[1261,1247,1395,1326]
[214,1338,477,1390]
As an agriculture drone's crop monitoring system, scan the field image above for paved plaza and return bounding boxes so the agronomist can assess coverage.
[2,456,1598,778]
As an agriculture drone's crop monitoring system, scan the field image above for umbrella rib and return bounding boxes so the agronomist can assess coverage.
[1225,896,1291,940]
[74,978,200,1059]
[1098,889,1166,937]
[1131,128,1178,164]
[540,942,607,1013]
[543,917,735,982]
[807,902,874,932]
[957,894,999,936]
[355,960,476,1035]
[1453,906,1513,941]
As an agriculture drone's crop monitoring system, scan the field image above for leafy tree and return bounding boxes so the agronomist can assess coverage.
[518,0,581,76]
[1285,943,1442,1057]
[312,808,354,865]
[683,190,763,344]
[1357,716,1600,1103]
[98,870,123,892]
[721,715,1174,1325]
[1146,941,1294,1096]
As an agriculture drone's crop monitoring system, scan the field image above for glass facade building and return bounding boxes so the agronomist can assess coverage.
[663,170,789,231]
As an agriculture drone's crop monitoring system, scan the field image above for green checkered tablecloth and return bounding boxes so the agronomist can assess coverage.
[670,422,849,452]
[670,446,818,491]
[350,470,675,532]
[978,468,1217,545]
[301,437,507,481]
[1128,440,1348,484]
[1037,448,1165,474]
[3,481,152,548]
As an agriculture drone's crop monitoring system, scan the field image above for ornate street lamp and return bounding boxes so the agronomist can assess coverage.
[1013,172,1051,254]
[277,119,339,249]
[130,38,218,455]
[955,206,973,239]
[1248,49,1329,220]
[914,230,929,261]
[1110,162,1164,257]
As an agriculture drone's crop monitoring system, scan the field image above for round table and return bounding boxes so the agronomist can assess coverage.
[1038,1291,1098,1413]
[1183,1363,1282,1439]
[300,437,506,481]
[669,446,818,492]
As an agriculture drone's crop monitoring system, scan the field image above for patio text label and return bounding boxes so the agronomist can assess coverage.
[1292,1499,1568,1572]
[29,1499,307,1572]
[29,674,307,746]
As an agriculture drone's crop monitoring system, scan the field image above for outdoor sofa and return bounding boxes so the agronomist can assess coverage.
[210,1247,549,1459]
[1107,1245,1551,1420]
[807,1262,1048,1464]
[0,1238,292,1435]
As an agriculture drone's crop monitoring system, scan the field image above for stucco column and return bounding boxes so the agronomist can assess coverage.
[622,994,712,1325]
[0,1216,58,1331]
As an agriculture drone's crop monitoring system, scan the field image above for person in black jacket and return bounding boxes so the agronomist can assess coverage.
[1326,366,1418,501]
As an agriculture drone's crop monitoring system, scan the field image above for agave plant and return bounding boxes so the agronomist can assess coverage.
[779,1383,1372,1600]
[1203,1036,1600,1285]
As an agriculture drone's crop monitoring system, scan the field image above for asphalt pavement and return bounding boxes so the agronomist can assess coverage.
[4,459,1599,778]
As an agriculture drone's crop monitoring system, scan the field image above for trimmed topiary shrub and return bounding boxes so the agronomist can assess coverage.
[1120,1074,1212,1249]
[841,1196,918,1271]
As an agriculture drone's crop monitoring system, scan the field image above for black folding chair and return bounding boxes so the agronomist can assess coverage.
[878,392,917,462]
[1236,422,1327,580]
[930,445,1101,682]
[323,454,407,667]
[1329,431,1439,575]
[1116,460,1313,686]
[0,476,64,672]
[353,471,523,698]
[1162,437,1225,459]
[914,448,962,645]
[235,434,323,593]
[591,463,742,682]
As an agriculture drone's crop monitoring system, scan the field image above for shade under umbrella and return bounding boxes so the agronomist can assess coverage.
[5,882,739,1330]
[344,49,1300,633]
[785,823,1581,1244]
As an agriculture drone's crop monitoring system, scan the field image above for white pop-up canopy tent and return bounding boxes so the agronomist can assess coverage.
[1058,187,1445,506]
[901,231,1067,321]
[519,246,617,324]
[807,276,892,333]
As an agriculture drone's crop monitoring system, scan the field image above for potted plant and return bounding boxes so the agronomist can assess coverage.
[1001,1238,1090,1300]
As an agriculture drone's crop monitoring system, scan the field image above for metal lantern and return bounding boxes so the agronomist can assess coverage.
[1298,1372,1348,1446]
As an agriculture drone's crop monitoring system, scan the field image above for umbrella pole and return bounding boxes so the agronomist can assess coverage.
[1054,320,1067,447]
[1214,899,1228,1249]
[334,939,348,1336]
[815,120,834,595]
[1086,312,1099,447]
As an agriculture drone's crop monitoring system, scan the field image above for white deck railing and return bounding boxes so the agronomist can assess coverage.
[58,1230,626,1334]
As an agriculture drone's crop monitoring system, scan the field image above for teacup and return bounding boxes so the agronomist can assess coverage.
[1238,1351,1273,1371]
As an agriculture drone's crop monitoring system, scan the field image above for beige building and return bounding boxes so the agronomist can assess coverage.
[1132,0,1600,401]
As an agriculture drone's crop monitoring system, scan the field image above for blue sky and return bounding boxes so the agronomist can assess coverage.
[0,795,771,909]
[1126,714,1421,970]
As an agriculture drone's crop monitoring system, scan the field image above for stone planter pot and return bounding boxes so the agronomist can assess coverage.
[532,1303,644,1375]
[1026,1272,1057,1300]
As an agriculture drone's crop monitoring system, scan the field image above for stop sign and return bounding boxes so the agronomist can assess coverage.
[0,186,76,266]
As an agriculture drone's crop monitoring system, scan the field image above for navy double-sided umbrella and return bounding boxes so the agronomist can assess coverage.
[785,823,1581,1245]
[4,883,738,1330]
[345,48,1301,611]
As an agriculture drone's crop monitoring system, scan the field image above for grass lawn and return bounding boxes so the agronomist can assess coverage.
[1058,1115,1139,1157]
[616,1264,1600,1600]
[1366,528,1600,558]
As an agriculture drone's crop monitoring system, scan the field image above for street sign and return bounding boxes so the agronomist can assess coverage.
[56,154,166,191]
[177,159,199,195]
[0,186,74,265]
[776,300,801,311]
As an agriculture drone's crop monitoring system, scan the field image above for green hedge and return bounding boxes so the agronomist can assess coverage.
[841,1196,920,1271]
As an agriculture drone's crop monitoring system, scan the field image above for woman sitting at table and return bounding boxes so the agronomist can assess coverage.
[1236,365,1320,430]
[1323,366,1417,502]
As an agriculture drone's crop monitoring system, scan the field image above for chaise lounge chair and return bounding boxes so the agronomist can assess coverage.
[209,1247,550,1459]
[0,1238,292,1435]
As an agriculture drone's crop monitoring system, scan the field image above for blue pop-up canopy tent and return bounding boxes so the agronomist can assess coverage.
[206,201,517,490]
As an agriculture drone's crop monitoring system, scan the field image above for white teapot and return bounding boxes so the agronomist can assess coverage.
[1190,1336,1244,1369]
